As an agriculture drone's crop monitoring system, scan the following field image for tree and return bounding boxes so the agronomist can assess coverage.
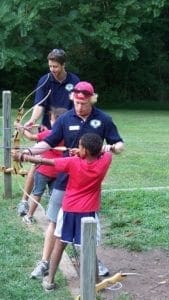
[1,0,169,106]
[0,0,167,69]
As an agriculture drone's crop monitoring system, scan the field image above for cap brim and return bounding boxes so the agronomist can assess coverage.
[73,93,90,101]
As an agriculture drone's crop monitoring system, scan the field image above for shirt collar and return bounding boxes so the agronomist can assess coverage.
[72,106,96,118]
[50,72,69,84]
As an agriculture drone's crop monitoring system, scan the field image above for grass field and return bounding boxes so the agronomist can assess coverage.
[0,193,74,300]
[101,110,169,251]
[103,109,169,189]
[0,109,169,298]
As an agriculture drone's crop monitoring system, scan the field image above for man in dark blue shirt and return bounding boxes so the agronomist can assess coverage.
[25,48,80,129]
[45,94,123,191]
[24,81,124,281]
[17,48,80,216]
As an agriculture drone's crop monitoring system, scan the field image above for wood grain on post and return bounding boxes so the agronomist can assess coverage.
[2,90,12,198]
[80,217,97,300]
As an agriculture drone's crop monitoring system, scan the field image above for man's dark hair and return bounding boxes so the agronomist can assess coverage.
[80,133,103,156]
[47,48,66,65]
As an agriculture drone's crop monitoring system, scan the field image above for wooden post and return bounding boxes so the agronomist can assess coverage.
[80,217,97,300]
[2,90,12,198]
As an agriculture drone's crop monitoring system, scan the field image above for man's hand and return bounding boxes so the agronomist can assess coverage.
[102,142,124,154]
[24,119,36,129]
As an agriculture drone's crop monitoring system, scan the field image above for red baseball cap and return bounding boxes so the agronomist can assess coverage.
[73,81,94,101]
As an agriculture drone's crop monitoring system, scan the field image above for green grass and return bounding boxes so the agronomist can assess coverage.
[0,192,73,300]
[1,109,169,298]
[103,109,169,189]
[101,190,169,251]
[100,109,169,251]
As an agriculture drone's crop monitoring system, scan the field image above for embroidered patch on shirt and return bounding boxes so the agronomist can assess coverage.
[69,125,80,131]
[65,83,74,91]
[90,119,101,128]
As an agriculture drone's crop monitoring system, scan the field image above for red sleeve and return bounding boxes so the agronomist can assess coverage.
[36,129,51,142]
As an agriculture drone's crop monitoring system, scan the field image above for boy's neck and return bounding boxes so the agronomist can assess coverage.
[86,154,99,162]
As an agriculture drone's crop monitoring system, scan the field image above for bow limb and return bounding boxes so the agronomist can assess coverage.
[13,88,51,174]
[12,112,27,175]
[12,93,31,175]
[75,272,126,299]
[95,272,126,292]
[11,88,33,175]
[20,72,51,124]
[18,72,50,113]
[0,75,51,175]
[20,89,51,124]
[11,74,51,175]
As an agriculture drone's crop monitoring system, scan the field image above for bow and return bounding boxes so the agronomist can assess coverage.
[0,92,32,175]
[76,272,140,299]
[12,99,29,175]
[0,73,51,175]
[12,88,51,175]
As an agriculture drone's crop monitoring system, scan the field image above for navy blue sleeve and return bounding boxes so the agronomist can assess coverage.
[100,111,124,144]
[44,116,64,147]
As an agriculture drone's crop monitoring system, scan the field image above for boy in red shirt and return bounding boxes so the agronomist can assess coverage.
[13,132,113,289]
[20,107,67,224]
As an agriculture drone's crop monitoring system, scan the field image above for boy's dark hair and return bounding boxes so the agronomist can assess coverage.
[47,48,66,65]
[80,133,103,156]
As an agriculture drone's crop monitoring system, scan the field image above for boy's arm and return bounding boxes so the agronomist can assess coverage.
[12,152,54,166]
[22,129,38,141]
[14,121,38,141]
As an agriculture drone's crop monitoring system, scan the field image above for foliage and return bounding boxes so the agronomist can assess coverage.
[0,0,167,68]
[0,0,60,68]
[1,0,169,106]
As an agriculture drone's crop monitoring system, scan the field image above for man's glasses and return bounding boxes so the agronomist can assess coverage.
[73,89,93,96]
[52,48,66,56]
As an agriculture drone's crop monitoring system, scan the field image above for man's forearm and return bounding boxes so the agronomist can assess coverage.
[30,105,44,123]
[25,105,44,127]
[23,141,51,155]
[102,141,124,154]
[113,141,124,154]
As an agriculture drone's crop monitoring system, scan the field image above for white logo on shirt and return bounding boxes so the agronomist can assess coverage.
[65,83,74,91]
[90,119,101,128]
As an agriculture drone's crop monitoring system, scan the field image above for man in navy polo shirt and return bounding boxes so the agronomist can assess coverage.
[17,48,80,216]
[25,48,80,129]
[24,81,124,279]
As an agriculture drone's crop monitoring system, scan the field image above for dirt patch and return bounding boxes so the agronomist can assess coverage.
[96,246,169,299]
[62,245,169,300]
[34,207,169,299]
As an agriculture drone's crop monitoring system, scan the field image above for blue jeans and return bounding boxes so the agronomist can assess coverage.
[32,171,56,197]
